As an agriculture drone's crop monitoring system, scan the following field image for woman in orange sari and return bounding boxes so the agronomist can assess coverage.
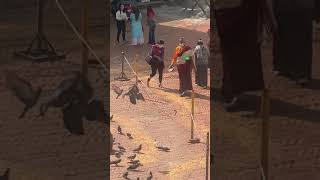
[170,38,196,97]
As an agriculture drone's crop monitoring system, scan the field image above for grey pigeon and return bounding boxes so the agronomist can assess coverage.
[5,70,42,118]
[85,99,104,123]
[147,171,153,180]
[110,159,121,166]
[118,145,126,152]
[115,152,121,158]
[129,93,137,104]
[136,93,145,101]
[156,146,171,152]
[122,171,128,179]
[61,100,85,135]
[127,154,136,160]
[40,71,93,116]
[127,163,141,170]
[0,168,9,180]
[118,126,123,135]
[112,84,123,99]
[127,133,133,139]
[128,160,140,164]
[133,144,142,153]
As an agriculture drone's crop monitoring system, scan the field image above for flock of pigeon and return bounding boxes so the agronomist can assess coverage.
[4,70,107,135]
[112,84,145,105]
[2,69,107,179]
[110,118,172,179]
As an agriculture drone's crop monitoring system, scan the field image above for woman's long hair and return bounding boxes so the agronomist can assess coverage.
[117,3,124,14]
[133,6,140,20]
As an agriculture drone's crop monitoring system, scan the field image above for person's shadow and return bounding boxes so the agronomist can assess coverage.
[151,86,210,101]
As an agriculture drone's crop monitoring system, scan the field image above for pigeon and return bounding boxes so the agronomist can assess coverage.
[154,140,170,152]
[118,145,126,152]
[0,168,9,180]
[133,144,142,153]
[174,110,177,116]
[111,84,123,99]
[117,126,123,135]
[156,146,171,152]
[110,159,121,166]
[40,71,93,116]
[147,171,153,180]
[127,163,141,170]
[84,99,104,122]
[128,160,140,164]
[61,100,85,135]
[136,93,145,101]
[127,133,133,139]
[122,171,128,179]
[127,154,136,160]
[4,70,42,118]
[115,152,121,158]
[129,93,137,104]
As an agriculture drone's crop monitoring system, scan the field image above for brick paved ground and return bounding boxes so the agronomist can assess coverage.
[212,23,320,180]
[110,72,210,180]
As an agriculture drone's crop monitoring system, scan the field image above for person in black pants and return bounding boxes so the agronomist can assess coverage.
[116,4,128,44]
[147,40,165,88]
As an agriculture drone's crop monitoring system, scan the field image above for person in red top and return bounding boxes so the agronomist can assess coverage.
[147,6,156,45]
[147,40,165,88]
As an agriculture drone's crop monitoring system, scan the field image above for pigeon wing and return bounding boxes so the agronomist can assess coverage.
[129,93,137,104]
[111,84,123,95]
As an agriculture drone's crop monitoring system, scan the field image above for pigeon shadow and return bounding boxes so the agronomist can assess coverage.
[157,149,171,152]
[128,169,144,172]
[230,94,320,123]
[111,165,125,168]
[159,170,170,175]
[135,152,145,155]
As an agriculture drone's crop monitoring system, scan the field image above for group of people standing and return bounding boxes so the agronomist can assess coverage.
[148,37,210,97]
[213,0,320,110]
[113,2,157,46]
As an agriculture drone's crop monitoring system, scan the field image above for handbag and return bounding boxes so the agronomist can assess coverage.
[145,53,152,65]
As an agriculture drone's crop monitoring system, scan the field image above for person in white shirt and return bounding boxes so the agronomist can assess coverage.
[115,4,128,44]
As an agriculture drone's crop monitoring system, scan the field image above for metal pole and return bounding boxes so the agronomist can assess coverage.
[81,0,89,77]
[261,89,270,180]
[121,52,125,75]
[191,90,195,139]
[135,54,138,85]
[206,132,209,180]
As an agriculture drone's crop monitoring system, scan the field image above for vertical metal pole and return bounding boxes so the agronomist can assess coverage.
[261,89,269,180]
[191,90,195,139]
[206,132,209,180]
[135,54,138,85]
[81,0,89,77]
[121,52,125,75]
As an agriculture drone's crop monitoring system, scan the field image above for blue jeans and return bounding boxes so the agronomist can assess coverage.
[148,29,155,44]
